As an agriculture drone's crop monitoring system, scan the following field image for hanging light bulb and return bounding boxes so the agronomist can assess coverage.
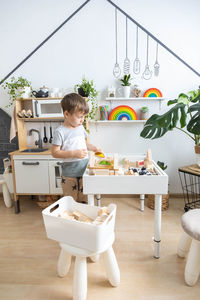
[113,8,121,78]
[133,26,141,74]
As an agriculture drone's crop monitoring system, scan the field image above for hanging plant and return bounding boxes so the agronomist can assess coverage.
[2,76,32,107]
[74,76,98,120]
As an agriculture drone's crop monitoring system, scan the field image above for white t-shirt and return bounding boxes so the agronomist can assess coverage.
[52,125,88,162]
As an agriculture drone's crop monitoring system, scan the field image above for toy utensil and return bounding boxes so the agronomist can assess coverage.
[49,124,53,143]
[43,125,48,143]
[95,152,105,158]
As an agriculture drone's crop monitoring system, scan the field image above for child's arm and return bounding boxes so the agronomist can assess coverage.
[86,142,101,153]
[51,144,87,159]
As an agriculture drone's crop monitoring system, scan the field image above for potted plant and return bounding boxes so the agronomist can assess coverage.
[140,106,149,120]
[74,76,98,120]
[148,161,169,210]
[2,76,32,107]
[140,89,200,164]
[119,74,132,98]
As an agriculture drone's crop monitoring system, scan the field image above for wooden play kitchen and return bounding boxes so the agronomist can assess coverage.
[83,151,168,258]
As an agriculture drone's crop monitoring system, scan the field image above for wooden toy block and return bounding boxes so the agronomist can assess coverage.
[89,152,95,168]
[113,153,119,170]
[94,169,110,176]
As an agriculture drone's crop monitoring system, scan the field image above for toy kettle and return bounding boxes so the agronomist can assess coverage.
[32,85,49,98]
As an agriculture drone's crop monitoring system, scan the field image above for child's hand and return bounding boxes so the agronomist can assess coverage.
[73,149,88,159]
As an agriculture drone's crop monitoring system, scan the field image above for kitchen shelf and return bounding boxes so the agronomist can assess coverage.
[17,117,64,122]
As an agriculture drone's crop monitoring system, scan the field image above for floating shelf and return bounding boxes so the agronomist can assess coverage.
[106,97,164,101]
[89,120,146,123]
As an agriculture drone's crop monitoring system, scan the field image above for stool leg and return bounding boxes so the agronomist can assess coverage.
[177,232,192,258]
[2,181,12,208]
[102,246,120,287]
[57,248,72,277]
[73,256,87,300]
[185,239,200,286]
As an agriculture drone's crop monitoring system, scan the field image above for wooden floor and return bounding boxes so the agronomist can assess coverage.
[0,195,199,300]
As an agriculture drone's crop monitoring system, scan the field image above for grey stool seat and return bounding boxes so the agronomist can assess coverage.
[177,209,200,286]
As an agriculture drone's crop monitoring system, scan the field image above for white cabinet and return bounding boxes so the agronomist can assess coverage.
[13,156,63,195]
[14,159,49,193]
[48,160,63,194]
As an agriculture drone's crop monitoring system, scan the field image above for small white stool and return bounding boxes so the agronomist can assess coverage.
[57,239,120,300]
[0,179,12,208]
[177,208,200,286]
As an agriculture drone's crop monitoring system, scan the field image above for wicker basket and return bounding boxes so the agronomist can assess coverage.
[36,195,60,209]
[147,193,169,211]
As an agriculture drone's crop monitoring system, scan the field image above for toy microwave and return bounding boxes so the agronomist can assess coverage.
[32,99,63,118]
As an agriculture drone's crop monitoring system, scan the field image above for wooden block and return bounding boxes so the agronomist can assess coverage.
[89,152,95,168]
[94,169,110,175]
[113,153,119,170]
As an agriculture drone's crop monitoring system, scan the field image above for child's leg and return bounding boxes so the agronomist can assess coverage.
[77,177,88,204]
[61,176,78,201]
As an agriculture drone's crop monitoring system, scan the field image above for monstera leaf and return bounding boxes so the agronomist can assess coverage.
[187,103,200,135]
[140,103,187,139]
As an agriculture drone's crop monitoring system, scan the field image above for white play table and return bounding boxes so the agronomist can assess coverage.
[83,154,168,258]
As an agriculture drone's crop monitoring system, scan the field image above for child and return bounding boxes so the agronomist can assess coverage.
[51,93,100,203]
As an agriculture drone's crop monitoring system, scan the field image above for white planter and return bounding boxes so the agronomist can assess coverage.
[118,86,131,98]
[17,86,31,98]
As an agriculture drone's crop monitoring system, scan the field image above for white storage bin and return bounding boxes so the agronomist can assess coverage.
[42,196,116,252]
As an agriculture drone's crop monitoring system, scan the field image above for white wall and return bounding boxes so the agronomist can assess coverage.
[0,0,200,193]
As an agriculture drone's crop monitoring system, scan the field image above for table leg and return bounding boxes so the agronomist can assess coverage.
[96,194,101,206]
[140,194,145,211]
[87,194,94,206]
[154,194,162,258]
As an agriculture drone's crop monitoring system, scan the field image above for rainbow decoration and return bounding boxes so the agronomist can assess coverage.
[143,88,163,98]
[109,105,137,120]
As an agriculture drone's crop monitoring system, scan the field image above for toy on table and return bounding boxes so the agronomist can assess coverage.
[88,149,156,176]
[88,152,119,175]
[95,151,105,158]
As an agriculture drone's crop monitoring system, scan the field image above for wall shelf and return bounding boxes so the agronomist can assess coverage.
[90,120,146,123]
[105,97,164,101]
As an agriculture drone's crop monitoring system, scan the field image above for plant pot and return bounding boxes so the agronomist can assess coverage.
[118,86,130,98]
[140,111,149,120]
[78,87,89,98]
[18,86,31,98]
[195,145,200,167]
[147,193,169,211]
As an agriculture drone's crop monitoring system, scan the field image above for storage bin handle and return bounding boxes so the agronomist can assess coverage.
[50,203,59,213]
[105,214,113,225]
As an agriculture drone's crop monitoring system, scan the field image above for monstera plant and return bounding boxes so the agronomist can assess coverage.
[140,89,200,154]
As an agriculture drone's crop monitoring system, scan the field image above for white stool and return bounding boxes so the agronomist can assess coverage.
[57,239,120,300]
[0,179,12,208]
[177,208,200,286]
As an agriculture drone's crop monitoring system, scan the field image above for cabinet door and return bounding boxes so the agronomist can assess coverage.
[14,160,49,193]
[48,161,63,194]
